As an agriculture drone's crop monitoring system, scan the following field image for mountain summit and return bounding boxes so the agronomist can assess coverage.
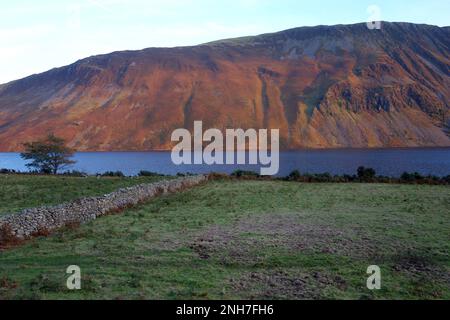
[0,22,449,151]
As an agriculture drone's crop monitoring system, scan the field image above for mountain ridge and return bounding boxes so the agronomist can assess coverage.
[1,22,446,86]
[0,21,449,151]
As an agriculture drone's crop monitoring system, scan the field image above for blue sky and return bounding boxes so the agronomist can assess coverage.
[1,0,449,84]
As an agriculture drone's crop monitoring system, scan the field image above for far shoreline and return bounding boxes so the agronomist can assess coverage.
[1,146,450,153]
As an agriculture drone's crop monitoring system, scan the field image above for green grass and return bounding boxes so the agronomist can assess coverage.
[0,180,449,300]
[0,174,168,216]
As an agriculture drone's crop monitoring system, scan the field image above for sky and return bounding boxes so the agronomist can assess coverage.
[0,0,449,84]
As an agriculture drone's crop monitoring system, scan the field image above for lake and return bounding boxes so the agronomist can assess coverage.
[1,148,450,177]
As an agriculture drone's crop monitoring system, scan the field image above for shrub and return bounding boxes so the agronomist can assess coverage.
[138,170,162,177]
[231,170,260,178]
[0,224,22,247]
[61,170,87,177]
[287,170,301,181]
[101,171,125,177]
[401,172,413,182]
[442,175,450,184]
[343,174,356,182]
[357,166,376,182]
[312,173,333,183]
[208,172,230,180]
[0,276,18,289]
[428,175,440,182]
[31,227,51,238]
[176,172,195,177]
[377,176,393,183]
[401,172,424,182]
[63,221,81,231]
[0,168,17,174]
[30,274,63,293]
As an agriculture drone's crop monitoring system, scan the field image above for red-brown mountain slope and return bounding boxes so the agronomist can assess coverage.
[0,22,449,151]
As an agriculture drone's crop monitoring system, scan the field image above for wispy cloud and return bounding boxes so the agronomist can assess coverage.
[0,25,55,40]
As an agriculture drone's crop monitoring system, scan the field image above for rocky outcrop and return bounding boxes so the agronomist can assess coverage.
[0,175,208,241]
[0,22,449,150]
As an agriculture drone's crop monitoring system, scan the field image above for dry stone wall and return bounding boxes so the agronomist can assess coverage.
[0,175,208,240]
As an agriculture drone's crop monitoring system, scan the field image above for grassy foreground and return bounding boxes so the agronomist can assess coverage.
[0,175,167,216]
[0,179,449,300]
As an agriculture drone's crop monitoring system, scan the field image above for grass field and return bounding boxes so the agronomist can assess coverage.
[0,179,449,300]
[0,175,167,216]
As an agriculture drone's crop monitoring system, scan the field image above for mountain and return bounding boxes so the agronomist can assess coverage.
[0,22,449,151]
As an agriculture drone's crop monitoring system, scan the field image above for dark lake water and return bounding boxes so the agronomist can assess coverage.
[1,148,449,177]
